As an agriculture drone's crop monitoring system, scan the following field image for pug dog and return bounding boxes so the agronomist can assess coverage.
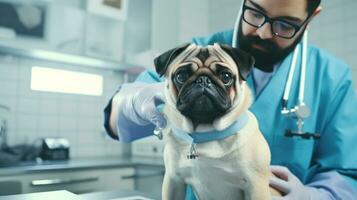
[154,43,278,200]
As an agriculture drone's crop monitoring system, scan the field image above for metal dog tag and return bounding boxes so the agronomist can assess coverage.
[153,127,163,140]
[187,143,198,159]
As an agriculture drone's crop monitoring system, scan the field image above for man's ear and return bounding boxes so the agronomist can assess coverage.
[306,6,322,28]
[219,44,255,81]
[154,43,191,77]
[312,6,322,17]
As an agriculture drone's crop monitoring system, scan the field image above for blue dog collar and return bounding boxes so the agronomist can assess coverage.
[171,112,249,144]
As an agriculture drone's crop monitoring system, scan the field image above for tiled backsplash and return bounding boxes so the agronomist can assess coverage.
[0,54,126,158]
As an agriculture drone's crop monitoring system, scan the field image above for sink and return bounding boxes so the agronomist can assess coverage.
[0,144,40,167]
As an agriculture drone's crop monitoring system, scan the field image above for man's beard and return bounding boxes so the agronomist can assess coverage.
[238,21,305,72]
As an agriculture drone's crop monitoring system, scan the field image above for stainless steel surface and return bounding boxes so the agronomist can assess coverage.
[109,196,155,200]
[30,177,99,186]
[0,156,164,176]
[0,190,155,200]
[80,189,156,200]
[0,157,163,199]
[0,105,10,149]
[0,180,22,196]
[0,190,81,200]
[121,170,165,180]
[0,43,136,71]
[0,119,6,148]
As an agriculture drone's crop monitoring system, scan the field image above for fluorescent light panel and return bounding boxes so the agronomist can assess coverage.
[31,66,103,96]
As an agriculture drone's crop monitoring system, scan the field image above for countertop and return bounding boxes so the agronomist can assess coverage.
[0,156,164,176]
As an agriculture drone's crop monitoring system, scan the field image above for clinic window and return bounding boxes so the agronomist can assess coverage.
[31,66,103,96]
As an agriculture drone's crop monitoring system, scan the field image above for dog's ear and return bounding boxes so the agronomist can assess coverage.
[154,43,191,77]
[219,44,255,81]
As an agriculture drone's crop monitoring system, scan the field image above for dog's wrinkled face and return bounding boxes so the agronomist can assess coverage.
[154,43,254,127]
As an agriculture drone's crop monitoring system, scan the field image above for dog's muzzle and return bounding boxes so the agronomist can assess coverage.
[177,75,231,124]
[196,75,212,87]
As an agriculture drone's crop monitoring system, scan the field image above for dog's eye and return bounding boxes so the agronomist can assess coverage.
[219,71,233,86]
[175,71,189,84]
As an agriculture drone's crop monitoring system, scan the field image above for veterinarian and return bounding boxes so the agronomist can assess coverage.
[104,0,357,199]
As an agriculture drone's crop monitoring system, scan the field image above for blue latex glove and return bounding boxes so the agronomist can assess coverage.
[120,82,166,128]
[112,82,167,142]
[269,165,333,200]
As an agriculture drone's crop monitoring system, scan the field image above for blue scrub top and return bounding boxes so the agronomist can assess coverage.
[135,30,357,199]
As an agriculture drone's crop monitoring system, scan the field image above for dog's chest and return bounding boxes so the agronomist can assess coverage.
[176,155,248,185]
[165,133,250,199]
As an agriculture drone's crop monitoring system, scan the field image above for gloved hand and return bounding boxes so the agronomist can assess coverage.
[269,165,333,200]
[120,82,166,128]
[111,82,167,142]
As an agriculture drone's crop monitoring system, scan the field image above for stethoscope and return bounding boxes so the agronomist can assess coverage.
[232,2,320,140]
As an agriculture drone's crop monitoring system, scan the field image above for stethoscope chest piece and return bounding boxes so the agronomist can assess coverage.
[282,103,321,140]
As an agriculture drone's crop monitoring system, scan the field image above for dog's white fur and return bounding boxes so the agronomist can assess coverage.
[161,44,272,200]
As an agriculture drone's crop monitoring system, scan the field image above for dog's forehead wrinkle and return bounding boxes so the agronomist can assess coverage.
[196,66,213,75]
[183,57,203,68]
[174,62,198,73]
[178,63,193,70]
[216,63,234,73]
[196,48,210,64]
[204,54,223,68]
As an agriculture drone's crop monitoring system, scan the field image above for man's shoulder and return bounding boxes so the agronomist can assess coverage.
[135,69,164,83]
[308,44,353,88]
[192,29,234,46]
[309,44,350,70]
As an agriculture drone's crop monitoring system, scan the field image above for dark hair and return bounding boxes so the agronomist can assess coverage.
[307,0,321,15]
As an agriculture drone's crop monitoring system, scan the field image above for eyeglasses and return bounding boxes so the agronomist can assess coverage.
[242,4,310,39]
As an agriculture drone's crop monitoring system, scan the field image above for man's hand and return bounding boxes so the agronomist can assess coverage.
[132,82,166,128]
[269,165,331,200]
[110,82,166,136]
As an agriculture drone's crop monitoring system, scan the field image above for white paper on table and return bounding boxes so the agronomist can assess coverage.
[110,195,156,200]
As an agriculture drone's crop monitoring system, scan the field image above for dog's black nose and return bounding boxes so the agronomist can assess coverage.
[196,75,211,87]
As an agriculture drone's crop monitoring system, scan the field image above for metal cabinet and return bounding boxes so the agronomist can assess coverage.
[0,167,134,195]
[133,165,165,200]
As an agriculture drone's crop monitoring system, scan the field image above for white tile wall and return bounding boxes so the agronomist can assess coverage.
[208,0,241,34]
[0,54,126,158]
[206,0,357,88]
[309,0,357,87]
[178,0,210,43]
